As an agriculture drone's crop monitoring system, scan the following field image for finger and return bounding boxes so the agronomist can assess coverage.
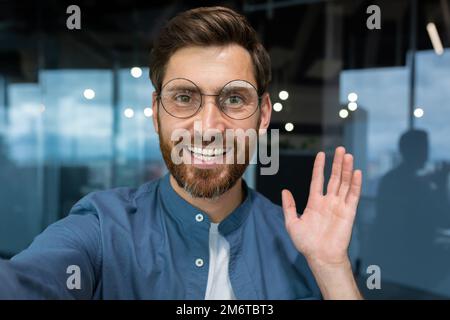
[326,146,346,195]
[282,189,298,224]
[309,151,325,197]
[338,153,354,198]
[346,169,362,210]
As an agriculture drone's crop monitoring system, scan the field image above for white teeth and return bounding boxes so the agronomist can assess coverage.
[186,146,228,158]
[192,153,214,161]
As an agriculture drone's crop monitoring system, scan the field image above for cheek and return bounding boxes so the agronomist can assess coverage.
[159,116,193,141]
[227,110,260,128]
[235,118,260,130]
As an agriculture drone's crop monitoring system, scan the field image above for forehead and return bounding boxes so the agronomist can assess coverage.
[163,44,257,91]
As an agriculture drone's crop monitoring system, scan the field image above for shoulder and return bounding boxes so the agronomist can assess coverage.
[69,176,162,218]
[248,188,285,223]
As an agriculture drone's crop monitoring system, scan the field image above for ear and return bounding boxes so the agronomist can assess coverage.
[152,91,159,134]
[258,93,272,135]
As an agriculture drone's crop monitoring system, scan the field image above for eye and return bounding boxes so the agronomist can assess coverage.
[174,94,192,103]
[224,95,244,106]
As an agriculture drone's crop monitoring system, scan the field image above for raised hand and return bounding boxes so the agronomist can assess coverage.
[282,146,362,267]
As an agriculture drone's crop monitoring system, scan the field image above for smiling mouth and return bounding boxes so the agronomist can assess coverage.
[185,145,231,162]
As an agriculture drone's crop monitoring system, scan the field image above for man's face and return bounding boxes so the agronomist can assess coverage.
[152,44,271,198]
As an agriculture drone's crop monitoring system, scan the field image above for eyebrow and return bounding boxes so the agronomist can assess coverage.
[203,83,254,93]
[167,85,226,95]
[164,79,256,94]
[221,85,252,91]
[166,85,197,91]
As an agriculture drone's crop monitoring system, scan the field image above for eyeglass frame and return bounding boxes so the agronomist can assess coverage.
[156,78,264,120]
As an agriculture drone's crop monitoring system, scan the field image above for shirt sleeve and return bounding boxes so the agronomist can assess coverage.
[0,201,102,299]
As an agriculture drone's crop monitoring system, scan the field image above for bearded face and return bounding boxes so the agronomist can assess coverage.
[158,116,258,199]
[151,45,272,199]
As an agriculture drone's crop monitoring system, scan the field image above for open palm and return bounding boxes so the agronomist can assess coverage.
[282,147,362,266]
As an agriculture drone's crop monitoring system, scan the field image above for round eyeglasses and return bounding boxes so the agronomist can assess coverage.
[157,78,262,120]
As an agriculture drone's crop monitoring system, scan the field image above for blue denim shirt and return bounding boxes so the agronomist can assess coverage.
[0,174,320,299]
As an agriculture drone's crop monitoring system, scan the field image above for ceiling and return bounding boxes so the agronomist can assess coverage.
[0,0,448,81]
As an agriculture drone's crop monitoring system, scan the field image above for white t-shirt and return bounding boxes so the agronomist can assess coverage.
[204,223,236,300]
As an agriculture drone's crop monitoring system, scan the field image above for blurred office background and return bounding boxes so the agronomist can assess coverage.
[0,0,449,299]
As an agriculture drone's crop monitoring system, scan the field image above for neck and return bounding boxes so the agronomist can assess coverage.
[169,174,244,223]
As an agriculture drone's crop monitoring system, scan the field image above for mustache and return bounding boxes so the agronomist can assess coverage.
[171,133,230,148]
[170,131,258,147]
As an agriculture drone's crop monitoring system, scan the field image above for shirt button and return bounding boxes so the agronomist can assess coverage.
[195,258,204,267]
[195,213,204,222]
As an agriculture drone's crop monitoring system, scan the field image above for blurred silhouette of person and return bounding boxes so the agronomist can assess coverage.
[370,129,450,291]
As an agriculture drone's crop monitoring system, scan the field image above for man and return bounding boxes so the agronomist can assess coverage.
[370,129,450,290]
[0,6,362,299]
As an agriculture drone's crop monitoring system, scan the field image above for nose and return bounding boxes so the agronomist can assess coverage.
[196,95,227,133]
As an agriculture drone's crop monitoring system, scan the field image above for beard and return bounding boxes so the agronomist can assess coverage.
[158,117,257,199]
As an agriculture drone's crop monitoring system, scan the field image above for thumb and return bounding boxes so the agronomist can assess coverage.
[282,189,298,224]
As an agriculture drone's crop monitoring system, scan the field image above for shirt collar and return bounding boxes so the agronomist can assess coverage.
[159,173,253,236]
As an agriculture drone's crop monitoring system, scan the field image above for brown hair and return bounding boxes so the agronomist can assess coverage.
[149,6,271,96]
